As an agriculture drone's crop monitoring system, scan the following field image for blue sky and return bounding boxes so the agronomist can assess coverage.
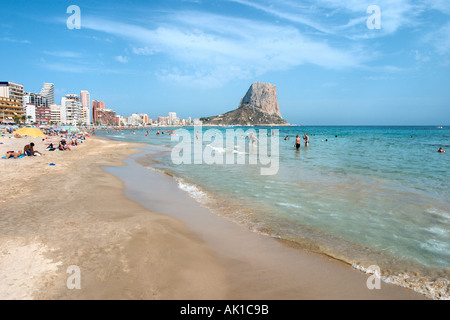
[1,0,449,125]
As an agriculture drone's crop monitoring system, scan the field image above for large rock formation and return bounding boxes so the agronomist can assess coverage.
[240,82,281,117]
[200,82,289,126]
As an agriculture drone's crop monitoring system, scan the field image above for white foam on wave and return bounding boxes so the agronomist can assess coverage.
[205,145,226,153]
[276,202,302,209]
[175,178,209,204]
[426,208,450,221]
[352,263,450,300]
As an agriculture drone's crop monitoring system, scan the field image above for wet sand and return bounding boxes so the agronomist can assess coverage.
[0,135,426,299]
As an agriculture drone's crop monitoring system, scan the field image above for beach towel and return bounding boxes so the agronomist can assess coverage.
[2,155,25,159]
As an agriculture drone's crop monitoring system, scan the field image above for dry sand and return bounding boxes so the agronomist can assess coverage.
[0,133,426,300]
[0,135,228,299]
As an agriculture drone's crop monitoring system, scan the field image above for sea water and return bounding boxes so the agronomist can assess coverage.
[97,126,449,299]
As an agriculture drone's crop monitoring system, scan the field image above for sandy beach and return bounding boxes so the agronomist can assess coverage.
[0,134,426,300]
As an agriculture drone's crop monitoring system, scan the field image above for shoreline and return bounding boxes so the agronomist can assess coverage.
[105,142,427,300]
[0,135,427,299]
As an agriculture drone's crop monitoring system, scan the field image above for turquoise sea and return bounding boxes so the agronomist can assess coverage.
[97,126,449,299]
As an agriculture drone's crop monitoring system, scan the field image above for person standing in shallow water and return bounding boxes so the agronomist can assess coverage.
[295,135,301,150]
[303,133,309,147]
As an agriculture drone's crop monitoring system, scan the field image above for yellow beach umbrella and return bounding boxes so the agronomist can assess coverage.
[13,126,46,138]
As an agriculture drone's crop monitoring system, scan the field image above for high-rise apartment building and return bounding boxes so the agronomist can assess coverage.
[23,93,51,124]
[80,90,91,124]
[92,100,106,125]
[40,82,55,105]
[62,94,84,125]
[169,112,177,125]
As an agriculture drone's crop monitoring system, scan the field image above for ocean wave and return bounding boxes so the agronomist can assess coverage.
[426,208,450,221]
[352,264,449,300]
[276,202,302,209]
[175,178,209,204]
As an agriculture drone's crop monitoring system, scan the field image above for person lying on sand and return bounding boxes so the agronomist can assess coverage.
[24,142,44,156]
[5,150,23,159]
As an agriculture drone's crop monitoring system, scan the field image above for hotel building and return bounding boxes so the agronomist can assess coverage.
[0,82,24,122]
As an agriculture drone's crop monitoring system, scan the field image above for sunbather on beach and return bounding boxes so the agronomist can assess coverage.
[5,150,22,159]
[59,139,71,151]
[46,143,57,151]
[24,143,44,156]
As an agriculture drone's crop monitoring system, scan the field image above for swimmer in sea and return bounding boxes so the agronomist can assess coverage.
[438,147,445,153]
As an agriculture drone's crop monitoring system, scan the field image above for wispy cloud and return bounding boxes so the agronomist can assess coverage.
[422,21,450,65]
[43,50,82,58]
[82,11,365,87]
[40,61,129,75]
[227,0,333,34]
[227,0,432,39]
[0,37,30,44]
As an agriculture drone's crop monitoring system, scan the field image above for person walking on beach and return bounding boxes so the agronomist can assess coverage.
[295,135,301,150]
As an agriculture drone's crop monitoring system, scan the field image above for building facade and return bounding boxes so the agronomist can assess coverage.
[97,109,116,126]
[0,82,24,105]
[40,82,55,106]
[0,82,24,122]
[92,100,106,125]
[0,97,24,123]
[80,90,91,124]
[61,94,84,125]
[23,93,51,125]
[50,104,61,124]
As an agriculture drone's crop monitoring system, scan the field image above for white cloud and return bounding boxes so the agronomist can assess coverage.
[115,55,129,63]
[83,12,365,87]
[228,0,428,38]
[131,46,158,55]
